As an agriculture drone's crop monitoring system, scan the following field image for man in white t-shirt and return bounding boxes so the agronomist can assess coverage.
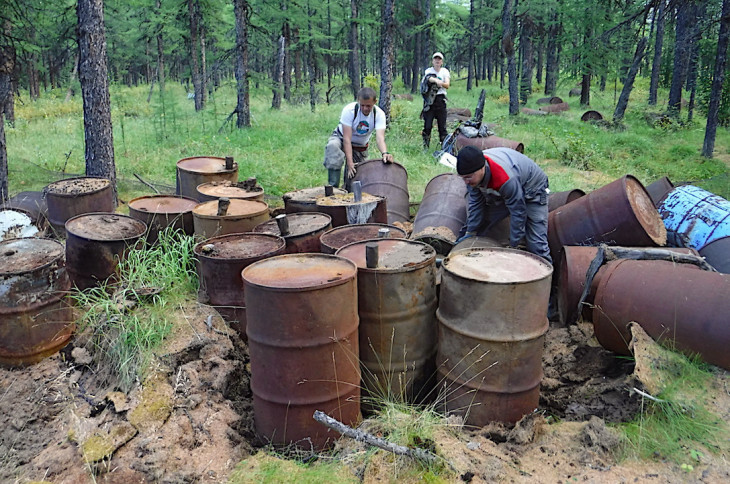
[323,87,394,190]
[421,52,451,149]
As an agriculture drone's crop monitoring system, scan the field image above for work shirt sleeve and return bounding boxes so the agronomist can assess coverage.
[339,104,355,129]
[499,178,528,247]
[465,186,487,234]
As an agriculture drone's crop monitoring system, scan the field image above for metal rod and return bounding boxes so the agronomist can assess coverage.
[225,156,234,170]
[325,185,334,196]
[217,197,231,216]
[366,242,379,268]
[275,214,290,236]
[352,181,362,202]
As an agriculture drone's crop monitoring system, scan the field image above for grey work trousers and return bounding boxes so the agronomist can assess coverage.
[324,133,367,190]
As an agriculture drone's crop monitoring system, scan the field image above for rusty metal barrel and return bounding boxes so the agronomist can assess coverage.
[548,175,667,263]
[536,96,563,105]
[283,186,348,214]
[592,259,730,371]
[176,156,238,201]
[65,213,147,290]
[658,184,730,250]
[194,233,286,338]
[336,239,437,405]
[320,223,406,254]
[437,248,552,425]
[412,173,468,255]
[645,176,675,208]
[451,235,503,253]
[557,246,701,326]
[699,236,730,273]
[128,195,198,245]
[315,193,387,227]
[196,180,265,203]
[539,102,570,113]
[580,110,604,122]
[192,199,269,239]
[243,254,361,449]
[0,238,75,366]
[2,191,47,224]
[548,189,586,212]
[351,160,410,224]
[455,135,524,153]
[252,212,332,253]
[44,177,115,235]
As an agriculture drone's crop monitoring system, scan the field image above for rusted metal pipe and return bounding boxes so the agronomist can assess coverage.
[275,214,290,236]
[324,185,334,196]
[365,242,378,268]
[225,156,234,170]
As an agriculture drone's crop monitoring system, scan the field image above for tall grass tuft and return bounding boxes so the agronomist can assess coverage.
[71,228,198,391]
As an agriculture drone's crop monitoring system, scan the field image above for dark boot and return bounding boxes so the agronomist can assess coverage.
[421,131,430,149]
[327,169,341,188]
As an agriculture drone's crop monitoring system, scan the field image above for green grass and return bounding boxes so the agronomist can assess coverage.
[618,352,729,466]
[6,74,729,207]
[71,228,198,391]
[228,452,359,484]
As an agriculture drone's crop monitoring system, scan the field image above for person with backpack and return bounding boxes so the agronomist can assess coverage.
[421,52,451,149]
[323,87,394,191]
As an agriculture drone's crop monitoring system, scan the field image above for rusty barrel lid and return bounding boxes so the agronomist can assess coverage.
[194,232,286,261]
[177,156,237,174]
[443,247,553,284]
[44,177,111,197]
[336,239,435,272]
[242,253,357,292]
[283,186,347,205]
[129,195,199,214]
[193,199,269,220]
[196,181,264,201]
[320,223,406,253]
[252,212,331,238]
[0,237,64,278]
[65,213,147,241]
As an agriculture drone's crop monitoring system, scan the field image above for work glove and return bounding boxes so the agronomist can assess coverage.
[346,163,357,179]
[454,233,475,245]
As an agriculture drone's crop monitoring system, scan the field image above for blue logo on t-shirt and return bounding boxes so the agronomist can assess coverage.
[356,121,370,135]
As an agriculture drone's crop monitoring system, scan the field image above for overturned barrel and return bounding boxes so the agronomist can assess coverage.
[351,160,410,224]
[65,213,147,290]
[128,195,198,245]
[548,189,586,212]
[658,184,730,250]
[592,259,730,370]
[437,248,552,425]
[0,238,75,366]
[644,177,675,208]
[455,135,524,154]
[540,102,570,113]
[44,177,115,236]
[192,199,269,239]
[176,156,238,201]
[243,254,361,449]
[548,175,666,263]
[252,212,331,253]
[320,223,406,254]
[412,173,468,255]
[283,186,347,214]
[336,239,437,406]
[699,236,730,274]
[194,233,286,338]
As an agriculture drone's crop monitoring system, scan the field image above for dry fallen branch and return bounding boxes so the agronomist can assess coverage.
[313,410,439,465]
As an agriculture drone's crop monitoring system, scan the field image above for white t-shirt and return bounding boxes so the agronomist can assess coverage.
[337,102,387,147]
[424,66,450,97]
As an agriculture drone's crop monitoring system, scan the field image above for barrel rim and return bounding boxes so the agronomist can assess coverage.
[242,253,358,292]
[176,156,238,174]
[192,199,270,219]
[353,158,408,176]
[252,212,332,239]
[193,232,286,260]
[442,247,553,284]
[320,223,407,252]
[65,212,148,242]
[335,238,436,273]
[128,194,200,214]
[0,237,65,277]
[43,176,112,198]
[623,174,668,245]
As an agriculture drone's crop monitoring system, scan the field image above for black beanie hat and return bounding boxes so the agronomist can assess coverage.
[456,146,486,175]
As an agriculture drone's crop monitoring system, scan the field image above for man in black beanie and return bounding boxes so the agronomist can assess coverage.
[455,146,551,264]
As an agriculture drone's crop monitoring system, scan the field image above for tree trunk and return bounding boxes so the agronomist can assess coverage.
[614,37,647,123]
[668,1,693,118]
[502,0,518,115]
[685,1,707,123]
[467,0,476,91]
[232,0,251,128]
[155,0,165,94]
[536,40,544,85]
[544,9,559,95]
[424,0,432,62]
[519,15,534,105]
[410,0,422,94]
[648,0,665,105]
[580,74,590,106]
[65,54,80,102]
[379,0,395,123]
[349,0,360,98]
[702,0,730,157]
[77,0,116,203]
[282,2,291,101]
[272,36,285,109]
[307,0,316,113]
[0,25,13,203]
[200,26,207,105]
[188,0,203,111]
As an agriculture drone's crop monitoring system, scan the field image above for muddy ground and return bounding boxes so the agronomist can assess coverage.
[2,303,729,483]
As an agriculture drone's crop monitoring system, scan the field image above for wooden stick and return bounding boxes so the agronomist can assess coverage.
[133,173,161,194]
[313,410,438,465]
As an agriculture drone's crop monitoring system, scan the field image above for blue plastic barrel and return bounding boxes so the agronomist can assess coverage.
[658,185,730,250]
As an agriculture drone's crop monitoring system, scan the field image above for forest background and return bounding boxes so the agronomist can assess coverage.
[1,0,729,205]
